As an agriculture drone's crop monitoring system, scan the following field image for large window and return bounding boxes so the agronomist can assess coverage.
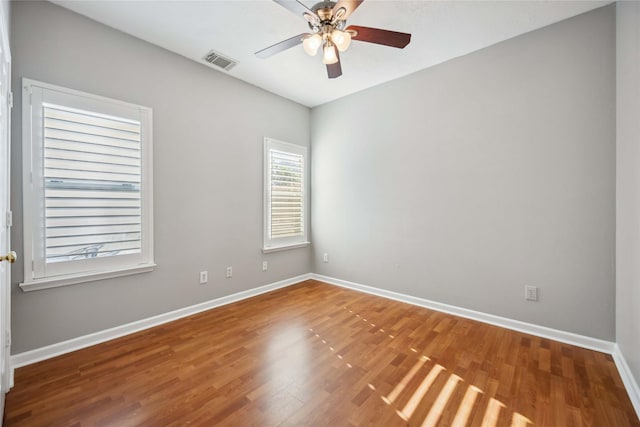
[263,137,309,252]
[21,79,154,291]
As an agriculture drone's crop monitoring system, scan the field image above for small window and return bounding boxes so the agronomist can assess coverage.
[263,137,309,252]
[21,79,154,290]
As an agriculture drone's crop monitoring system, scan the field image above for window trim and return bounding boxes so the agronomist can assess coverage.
[18,264,156,292]
[263,137,310,253]
[20,78,154,291]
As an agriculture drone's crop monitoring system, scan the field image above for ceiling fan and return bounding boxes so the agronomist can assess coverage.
[255,0,411,79]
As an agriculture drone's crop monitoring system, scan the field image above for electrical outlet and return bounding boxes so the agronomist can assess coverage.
[199,271,208,284]
[525,285,538,301]
[262,261,268,272]
[226,266,233,278]
[323,253,329,263]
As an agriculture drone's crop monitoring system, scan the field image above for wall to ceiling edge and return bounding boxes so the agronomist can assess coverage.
[9,1,312,354]
[311,5,616,341]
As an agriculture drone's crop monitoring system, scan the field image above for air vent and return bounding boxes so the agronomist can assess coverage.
[202,50,237,71]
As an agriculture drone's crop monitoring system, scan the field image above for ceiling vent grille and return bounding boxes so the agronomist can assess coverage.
[203,50,237,71]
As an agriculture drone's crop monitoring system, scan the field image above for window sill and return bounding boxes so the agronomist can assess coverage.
[262,242,311,254]
[19,263,156,292]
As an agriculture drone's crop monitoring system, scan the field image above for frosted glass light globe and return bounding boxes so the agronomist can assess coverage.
[331,30,351,52]
[303,34,322,56]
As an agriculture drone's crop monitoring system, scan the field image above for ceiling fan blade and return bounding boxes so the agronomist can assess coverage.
[326,50,342,79]
[255,34,307,59]
[273,0,320,25]
[331,0,364,20]
[346,25,411,49]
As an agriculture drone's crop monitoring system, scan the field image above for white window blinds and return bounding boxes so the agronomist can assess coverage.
[43,103,142,263]
[269,149,304,239]
[21,79,154,291]
[263,138,309,252]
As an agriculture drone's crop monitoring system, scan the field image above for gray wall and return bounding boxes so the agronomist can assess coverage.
[10,1,311,353]
[9,1,620,354]
[616,0,640,391]
[311,5,615,340]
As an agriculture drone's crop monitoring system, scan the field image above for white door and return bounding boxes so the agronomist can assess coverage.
[0,0,11,417]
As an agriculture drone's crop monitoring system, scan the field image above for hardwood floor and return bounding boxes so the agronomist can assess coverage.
[4,280,639,426]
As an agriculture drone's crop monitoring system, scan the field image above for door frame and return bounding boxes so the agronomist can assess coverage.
[0,0,12,413]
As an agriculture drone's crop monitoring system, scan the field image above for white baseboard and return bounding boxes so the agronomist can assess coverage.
[10,273,312,371]
[311,274,615,354]
[613,344,640,419]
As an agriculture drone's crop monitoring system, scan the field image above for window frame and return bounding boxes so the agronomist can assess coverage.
[21,78,154,291]
[263,137,310,253]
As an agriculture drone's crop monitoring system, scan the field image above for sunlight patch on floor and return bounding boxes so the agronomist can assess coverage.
[511,412,533,427]
[482,397,506,427]
[397,364,445,420]
[451,385,482,427]
[421,373,462,426]
[384,355,429,404]
[317,307,534,426]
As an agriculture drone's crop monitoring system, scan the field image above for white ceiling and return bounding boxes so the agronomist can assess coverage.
[51,0,610,108]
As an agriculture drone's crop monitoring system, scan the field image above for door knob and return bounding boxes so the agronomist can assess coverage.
[0,251,16,263]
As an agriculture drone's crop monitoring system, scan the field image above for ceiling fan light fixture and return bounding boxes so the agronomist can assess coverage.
[256,0,412,79]
[322,42,338,64]
[331,29,351,52]
[303,33,323,56]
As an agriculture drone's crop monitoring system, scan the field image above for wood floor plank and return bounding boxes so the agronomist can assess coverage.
[4,280,639,426]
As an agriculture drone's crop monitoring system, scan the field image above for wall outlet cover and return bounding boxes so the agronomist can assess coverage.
[199,271,208,284]
[525,285,538,301]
